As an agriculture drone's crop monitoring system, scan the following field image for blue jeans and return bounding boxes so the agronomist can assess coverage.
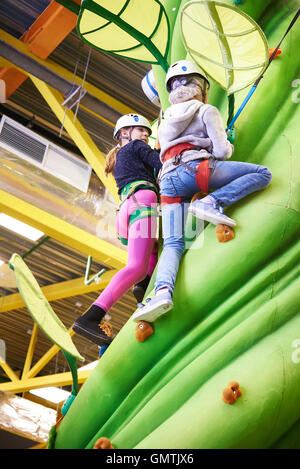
[155,158,272,293]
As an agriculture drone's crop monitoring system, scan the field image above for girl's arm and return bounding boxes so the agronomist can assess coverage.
[133,140,162,170]
[202,106,234,160]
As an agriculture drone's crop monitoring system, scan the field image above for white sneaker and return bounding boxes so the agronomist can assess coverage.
[188,200,236,227]
[131,290,173,323]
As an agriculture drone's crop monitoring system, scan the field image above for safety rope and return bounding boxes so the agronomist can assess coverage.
[226,8,300,131]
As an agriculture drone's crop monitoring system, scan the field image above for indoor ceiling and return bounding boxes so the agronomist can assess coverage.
[0,0,159,403]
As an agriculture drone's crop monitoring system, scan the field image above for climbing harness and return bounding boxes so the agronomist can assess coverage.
[162,143,213,195]
[119,180,159,204]
[117,180,160,246]
[226,8,300,131]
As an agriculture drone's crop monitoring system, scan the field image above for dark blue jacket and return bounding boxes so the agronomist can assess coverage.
[114,140,162,194]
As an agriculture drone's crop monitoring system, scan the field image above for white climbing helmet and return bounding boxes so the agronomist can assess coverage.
[113,113,152,140]
[165,59,210,92]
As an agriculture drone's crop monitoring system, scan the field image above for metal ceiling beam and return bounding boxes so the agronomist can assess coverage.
[0,190,127,270]
[21,323,39,380]
[23,329,75,380]
[29,74,119,202]
[0,368,92,393]
[0,29,133,120]
[0,269,116,314]
[0,39,119,127]
[0,359,20,383]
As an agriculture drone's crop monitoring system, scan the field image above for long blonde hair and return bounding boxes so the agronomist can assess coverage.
[105,145,119,176]
[105,126,131,176]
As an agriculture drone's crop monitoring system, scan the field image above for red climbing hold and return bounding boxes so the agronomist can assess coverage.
[269,48,282,59]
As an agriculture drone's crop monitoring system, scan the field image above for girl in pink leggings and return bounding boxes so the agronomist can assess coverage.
[72,113,162,346]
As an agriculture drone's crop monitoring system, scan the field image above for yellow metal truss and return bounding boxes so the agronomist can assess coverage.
[0,269,116,314]
[29,74,119,202]
[0,190,127,269]
[0,320,92,393]
[0,269,117,393]
[0,368,92,393]
[0,53,120,201]
[0,358,20,382]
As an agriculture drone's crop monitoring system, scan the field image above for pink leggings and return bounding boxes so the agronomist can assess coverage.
[93,190,159,312]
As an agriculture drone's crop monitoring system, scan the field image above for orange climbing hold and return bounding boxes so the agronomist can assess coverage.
[215,224,235,243]
[93,437,114,449]
[99,321,113,337]
[269,48,282,59]
[222,381,242,404]
[191,191,206,203]
[135,320,154,342]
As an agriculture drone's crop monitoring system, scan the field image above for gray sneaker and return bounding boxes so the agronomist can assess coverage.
[188,200,236,227]
[131,290,173,323]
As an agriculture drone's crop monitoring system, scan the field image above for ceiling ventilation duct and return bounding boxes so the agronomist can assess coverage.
[0,115,91,193]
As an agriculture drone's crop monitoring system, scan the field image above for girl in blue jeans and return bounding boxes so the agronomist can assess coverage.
[132,60,272,323]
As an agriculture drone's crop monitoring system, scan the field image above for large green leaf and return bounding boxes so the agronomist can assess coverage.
[180,0,269,94]
[9,253,84,362]
[77,0,170,70]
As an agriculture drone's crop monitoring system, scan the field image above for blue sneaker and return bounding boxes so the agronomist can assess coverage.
[131,290,173,323]
[188,200,236,227]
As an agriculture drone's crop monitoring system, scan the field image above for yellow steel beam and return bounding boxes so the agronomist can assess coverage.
[23,330,75,380]
[0,368,92,393]
[0,259,117,382]
[29,74,119,202]
[21,323,39,380]
[0,359,20,382]
[29,443,47,449]
[0,29,133,117]
[0,269,116,314]
[0,190,127,269]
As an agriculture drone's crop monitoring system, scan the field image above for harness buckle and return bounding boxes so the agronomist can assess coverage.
[174,146,200,166]
[173,153,181,166]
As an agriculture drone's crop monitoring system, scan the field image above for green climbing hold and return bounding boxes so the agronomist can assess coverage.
[227,128,236,144]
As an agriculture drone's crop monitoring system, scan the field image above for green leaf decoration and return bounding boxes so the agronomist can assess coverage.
[9,253,84,362]
[180,0,269,94]
[77,0,170,71]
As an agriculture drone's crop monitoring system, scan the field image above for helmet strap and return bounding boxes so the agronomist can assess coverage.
[118,127,133,145]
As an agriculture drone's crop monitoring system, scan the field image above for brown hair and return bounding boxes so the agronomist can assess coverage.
[104,145,119,176]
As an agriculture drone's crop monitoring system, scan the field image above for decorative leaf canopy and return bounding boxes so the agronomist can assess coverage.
[9,253,84,362]
[77,0,170,71]
[180,0,269,94]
